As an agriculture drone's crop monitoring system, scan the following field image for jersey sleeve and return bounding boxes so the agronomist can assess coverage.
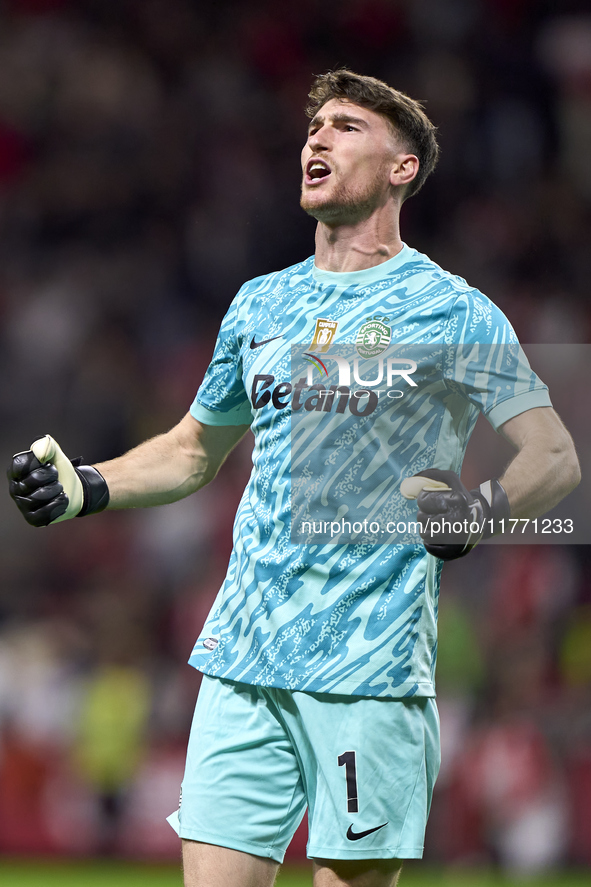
[443,290,552,431]
[190,293,253,427]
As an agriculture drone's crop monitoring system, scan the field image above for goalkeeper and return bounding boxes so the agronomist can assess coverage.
[8,69,580,887]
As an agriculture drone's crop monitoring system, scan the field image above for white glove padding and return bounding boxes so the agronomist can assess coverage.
[400,475,451,499]
[30,435,84,522]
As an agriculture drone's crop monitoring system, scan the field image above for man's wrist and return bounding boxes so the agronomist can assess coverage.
[75,464,110,516]
[472,478,510,538]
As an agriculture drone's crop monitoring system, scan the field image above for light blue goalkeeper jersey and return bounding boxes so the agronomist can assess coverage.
[188,244,550,697]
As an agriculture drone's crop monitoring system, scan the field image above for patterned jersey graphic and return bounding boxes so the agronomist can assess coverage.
[188,245,551,697]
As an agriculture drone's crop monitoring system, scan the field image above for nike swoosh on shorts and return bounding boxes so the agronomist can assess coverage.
[249,334,283,349]
[346,822,388,841]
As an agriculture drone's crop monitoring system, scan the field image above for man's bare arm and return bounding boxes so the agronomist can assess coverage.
[498,407,580,518]
[96,413,250,509]
[399,408,580,561]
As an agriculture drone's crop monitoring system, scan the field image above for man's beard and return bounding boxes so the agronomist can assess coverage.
[300,166,390,226]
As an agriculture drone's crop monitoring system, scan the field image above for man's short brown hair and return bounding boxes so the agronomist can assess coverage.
[306,69,439,200]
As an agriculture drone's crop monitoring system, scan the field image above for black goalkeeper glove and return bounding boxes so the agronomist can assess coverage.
[401,468,510,560]
[7,434,109,528]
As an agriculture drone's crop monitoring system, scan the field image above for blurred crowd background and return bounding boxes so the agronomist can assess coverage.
[0,0,590,874]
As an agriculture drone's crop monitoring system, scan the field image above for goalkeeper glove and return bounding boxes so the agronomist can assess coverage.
[401,468,510,560]
[7,434,109,528]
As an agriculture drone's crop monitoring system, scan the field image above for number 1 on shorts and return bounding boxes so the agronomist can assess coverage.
[338,750,359,813]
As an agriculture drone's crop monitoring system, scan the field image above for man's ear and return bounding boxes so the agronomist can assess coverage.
[390,154,419,189]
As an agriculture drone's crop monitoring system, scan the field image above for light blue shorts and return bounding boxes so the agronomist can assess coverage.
[168,675,440,863]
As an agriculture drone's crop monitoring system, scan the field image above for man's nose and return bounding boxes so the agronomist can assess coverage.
[308,127,331,151]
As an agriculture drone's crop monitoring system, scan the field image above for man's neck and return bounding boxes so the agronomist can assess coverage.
[313,213,404,273]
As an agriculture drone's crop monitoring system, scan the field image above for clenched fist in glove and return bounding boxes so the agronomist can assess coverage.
[401,468,510,560]
[7,435,109,528]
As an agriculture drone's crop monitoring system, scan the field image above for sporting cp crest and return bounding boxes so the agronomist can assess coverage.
[356,317,391,357]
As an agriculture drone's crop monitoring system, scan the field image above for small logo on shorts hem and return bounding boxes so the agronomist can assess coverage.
[346,822,388,841]
[203,637,219,651]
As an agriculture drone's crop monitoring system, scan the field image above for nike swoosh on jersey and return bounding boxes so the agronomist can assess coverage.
[249,334,283,349]
[346,822,388,841]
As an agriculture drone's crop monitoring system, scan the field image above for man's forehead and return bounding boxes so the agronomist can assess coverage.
[309,98,388,130]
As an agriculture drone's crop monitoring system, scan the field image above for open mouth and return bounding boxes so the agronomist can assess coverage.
[305,159,331,184]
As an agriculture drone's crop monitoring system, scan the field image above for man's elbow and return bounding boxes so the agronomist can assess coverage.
[565,450,581,493]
